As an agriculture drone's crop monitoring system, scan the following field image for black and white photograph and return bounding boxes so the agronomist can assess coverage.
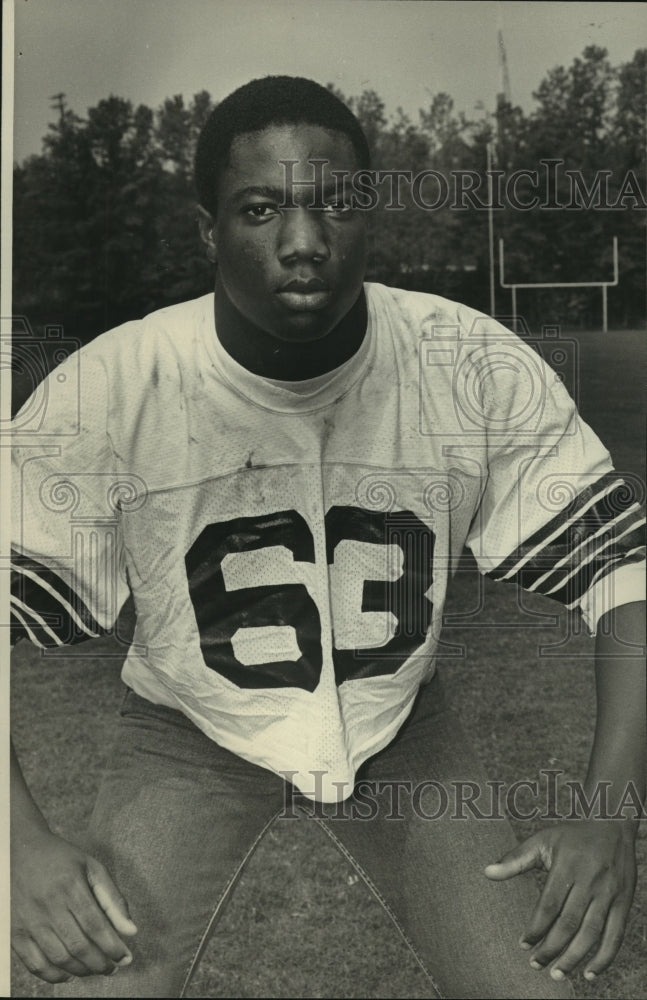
[3,1,646,997]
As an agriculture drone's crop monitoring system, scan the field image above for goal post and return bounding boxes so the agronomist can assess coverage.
[498,237,619,333]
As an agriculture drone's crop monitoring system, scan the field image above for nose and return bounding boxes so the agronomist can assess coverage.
[278,207,330,264]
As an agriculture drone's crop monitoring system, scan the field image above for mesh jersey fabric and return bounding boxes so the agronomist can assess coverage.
[11,283,645,801]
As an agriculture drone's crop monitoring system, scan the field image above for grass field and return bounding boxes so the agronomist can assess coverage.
[10,328,646,998]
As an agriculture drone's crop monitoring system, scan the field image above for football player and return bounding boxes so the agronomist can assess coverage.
[10,77,645,998]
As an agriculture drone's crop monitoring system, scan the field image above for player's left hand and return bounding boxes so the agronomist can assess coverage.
[484,818,638,981]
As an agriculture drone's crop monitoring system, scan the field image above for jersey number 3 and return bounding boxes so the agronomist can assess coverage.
[185,507,434,690]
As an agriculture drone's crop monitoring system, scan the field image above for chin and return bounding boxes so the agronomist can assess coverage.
[267,313,339,343]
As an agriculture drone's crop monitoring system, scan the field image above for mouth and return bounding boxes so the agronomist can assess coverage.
[276,278,332,312]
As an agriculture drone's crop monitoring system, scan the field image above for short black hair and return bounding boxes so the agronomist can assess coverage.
[195,75,370,216]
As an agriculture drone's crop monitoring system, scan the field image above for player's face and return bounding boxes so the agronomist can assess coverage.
[203,124,367,342]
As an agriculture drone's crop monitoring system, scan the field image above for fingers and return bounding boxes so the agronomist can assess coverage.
[526,886,595,974]
[526,890,632,982]
[12,934,73,986]
[57,864,136,973]
[484,833,548,880]
[536,896,627,981]
[519,865,575,952]
[486,823,637,982]
[18,920,117,980]
[14,904,129,982]
[86,858,138,938]
[51,908,131,977]
[11,833,137,984]
[583,898,631,979]
[518,851,634,980]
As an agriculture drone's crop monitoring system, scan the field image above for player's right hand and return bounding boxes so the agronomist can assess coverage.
[11,826,137,983]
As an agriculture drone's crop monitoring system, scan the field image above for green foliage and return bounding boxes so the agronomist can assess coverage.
[13,91,214,342]
[12,48,647,355]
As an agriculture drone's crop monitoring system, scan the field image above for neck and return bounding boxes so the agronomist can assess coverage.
[213,274,368,380]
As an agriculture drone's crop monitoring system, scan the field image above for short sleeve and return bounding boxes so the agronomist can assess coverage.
[10,346,132,647]
[463,317,645,633]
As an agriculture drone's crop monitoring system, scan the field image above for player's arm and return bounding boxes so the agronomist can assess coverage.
[11,724,138,983]
[10,344,140,982]
[485,599,645,982]
[10,589,137,984]
[458,319,645,980]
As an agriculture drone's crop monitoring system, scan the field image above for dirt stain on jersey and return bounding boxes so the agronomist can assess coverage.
[322,415,334,448]
[176,361,185,410]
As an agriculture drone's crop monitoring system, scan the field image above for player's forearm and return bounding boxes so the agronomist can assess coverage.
[584,601,646,821]
[11,738,52,848]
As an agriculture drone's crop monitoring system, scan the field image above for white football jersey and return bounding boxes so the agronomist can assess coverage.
[11,284,645,800]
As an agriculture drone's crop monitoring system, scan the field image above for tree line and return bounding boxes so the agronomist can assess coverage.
[12,45,646,350]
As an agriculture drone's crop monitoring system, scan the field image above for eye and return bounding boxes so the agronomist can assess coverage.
[244,204,279,220]
[322,201,352,216]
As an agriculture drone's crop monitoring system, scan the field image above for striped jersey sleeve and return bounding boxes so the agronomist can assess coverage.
[10,348,131,648]
[10,549,107,647]
[464,330,645,632]
[483,472,644,630]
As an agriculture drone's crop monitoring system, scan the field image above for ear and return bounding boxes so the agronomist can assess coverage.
[197,205,217,263]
